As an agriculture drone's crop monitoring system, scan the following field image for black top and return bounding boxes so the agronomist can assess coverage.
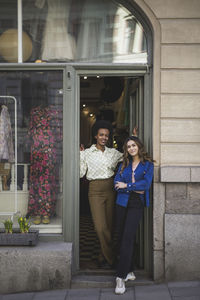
[128,191,144,209]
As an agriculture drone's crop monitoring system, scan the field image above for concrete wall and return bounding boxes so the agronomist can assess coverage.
[0,242,72,294]
[135,0,200,281]
[145,0,200,166]
[140,0,200,164]
[165,214,200,281]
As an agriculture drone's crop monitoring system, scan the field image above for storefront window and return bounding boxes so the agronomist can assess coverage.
[0,71,63,233]
[0,0,147,63]
[0,0,17,63]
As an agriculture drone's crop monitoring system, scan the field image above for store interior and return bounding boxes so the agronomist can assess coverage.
[79,75,143,270]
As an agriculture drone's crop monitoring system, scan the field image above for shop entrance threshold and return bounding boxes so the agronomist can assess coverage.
[71,270,153,289]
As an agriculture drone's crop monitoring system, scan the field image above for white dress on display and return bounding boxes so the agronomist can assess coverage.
[36,0,75,61]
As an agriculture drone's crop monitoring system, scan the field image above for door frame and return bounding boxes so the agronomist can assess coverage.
[0,63,153,273]
[63,64,153,273]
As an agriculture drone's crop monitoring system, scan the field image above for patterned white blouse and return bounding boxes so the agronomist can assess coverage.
[80,144,123,180]
[0,105,14,162]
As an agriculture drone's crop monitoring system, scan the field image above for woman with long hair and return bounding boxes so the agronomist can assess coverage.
[114,136,154,294]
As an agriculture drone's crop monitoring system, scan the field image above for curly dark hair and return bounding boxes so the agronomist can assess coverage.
[91,120,113,146]
[120,136,154,173]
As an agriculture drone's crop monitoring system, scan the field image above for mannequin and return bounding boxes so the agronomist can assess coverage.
[27,83,62,224]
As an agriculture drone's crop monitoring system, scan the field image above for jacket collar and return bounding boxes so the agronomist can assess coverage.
[128,160,142,171]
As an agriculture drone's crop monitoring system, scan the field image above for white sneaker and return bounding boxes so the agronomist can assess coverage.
[115,277,126,294]
[124,272,136,282]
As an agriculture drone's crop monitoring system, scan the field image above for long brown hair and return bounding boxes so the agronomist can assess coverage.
[120,136,154,173]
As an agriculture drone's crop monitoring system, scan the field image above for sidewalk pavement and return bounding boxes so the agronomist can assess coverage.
[0,281,200,300]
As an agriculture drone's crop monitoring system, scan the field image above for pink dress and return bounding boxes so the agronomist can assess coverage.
[27,105,62,217]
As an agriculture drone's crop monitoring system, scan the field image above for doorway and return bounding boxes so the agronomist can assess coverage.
[79,74,149,272]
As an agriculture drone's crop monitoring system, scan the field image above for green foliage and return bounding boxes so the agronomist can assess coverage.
[3,218,13,234]
[18,216,30,233]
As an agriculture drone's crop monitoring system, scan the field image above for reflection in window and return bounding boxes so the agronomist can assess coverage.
[0,0,17,63]
[0,71,63,233]
[0,0,147,63]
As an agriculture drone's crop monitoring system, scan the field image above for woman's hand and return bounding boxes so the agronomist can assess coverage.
[80,144,85,151]
[132,126,138,136]
[115,181,127,190]
[135,190,145,194]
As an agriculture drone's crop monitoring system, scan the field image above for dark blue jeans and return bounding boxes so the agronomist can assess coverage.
[115,192,143,279]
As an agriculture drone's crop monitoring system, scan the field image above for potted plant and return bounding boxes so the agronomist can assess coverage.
[18,216,30,233]
[0,216,39,246]
[3,218,13,234]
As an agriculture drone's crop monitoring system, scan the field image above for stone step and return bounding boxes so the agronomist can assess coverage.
[71,270,154,289]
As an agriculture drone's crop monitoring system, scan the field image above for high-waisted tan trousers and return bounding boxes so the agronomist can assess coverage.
[88,177,115,265]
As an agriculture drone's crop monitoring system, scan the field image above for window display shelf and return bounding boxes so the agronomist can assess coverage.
[0,216,62,234]
[31,216,62,234]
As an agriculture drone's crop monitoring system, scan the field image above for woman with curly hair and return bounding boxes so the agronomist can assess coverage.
[80,120,123,268]
[114,136,154,294]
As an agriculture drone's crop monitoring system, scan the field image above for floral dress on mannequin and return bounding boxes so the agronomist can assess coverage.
[27,105,62,224]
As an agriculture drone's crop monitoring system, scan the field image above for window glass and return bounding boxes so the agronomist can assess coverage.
[21,0,147,63]
[0,0,18,63]
[0,71,63,233]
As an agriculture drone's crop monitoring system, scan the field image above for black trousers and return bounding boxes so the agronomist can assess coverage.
[115,192,144,279]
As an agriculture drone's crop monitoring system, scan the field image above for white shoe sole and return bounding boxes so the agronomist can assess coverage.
[124,273,136,282]
[115,288,126,294]
[115,277,126,294]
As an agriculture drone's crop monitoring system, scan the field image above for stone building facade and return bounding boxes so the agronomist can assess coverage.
[0,0,199,293]
[140,0,200,281]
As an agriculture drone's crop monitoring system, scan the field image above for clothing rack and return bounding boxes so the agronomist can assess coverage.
[0,96,17,219]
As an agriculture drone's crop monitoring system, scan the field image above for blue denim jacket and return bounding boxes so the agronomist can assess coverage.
[114,160,154,207]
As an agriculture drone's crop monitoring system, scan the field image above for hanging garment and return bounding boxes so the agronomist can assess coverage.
[0,105,14,162]
[75,0,105,61]
[36,0,75,61]
[27,105,62,217]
